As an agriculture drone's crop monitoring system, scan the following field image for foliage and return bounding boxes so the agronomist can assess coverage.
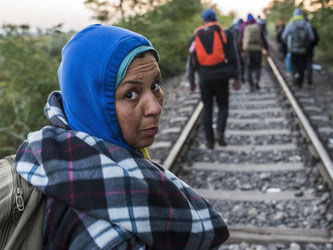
[118,0,203,77]
[308,0,333,64]
[84,0,167,22]
[264,0,296,25]
[0,24,69,157]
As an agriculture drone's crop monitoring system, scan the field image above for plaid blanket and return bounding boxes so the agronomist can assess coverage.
[15,91,229,249]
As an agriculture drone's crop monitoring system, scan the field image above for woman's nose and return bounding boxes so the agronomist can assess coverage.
[143,93,162,117]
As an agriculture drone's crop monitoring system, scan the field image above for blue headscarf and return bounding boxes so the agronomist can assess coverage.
[58,24,159,152]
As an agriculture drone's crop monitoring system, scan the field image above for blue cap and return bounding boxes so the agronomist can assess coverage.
[202,9,216,22]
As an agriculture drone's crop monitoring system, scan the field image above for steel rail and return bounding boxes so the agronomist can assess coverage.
[163,101,203,170]
[267,56,333,186]
[160,59,333,244]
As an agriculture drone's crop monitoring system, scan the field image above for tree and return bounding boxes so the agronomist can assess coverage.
[0,25,69,157]
[308,0,333,64]
[117,0,203,77]
[264,0,296,28]
[84,0,167,22]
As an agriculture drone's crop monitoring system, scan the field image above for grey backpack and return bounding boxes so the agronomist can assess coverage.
[0,155,45,250]
[242,23,262,51]
[289,22,309,54]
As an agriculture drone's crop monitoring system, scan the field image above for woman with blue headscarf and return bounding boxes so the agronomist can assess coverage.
[14,24,229,249]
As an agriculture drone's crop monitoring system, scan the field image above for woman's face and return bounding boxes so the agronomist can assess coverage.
[115,52,163,149]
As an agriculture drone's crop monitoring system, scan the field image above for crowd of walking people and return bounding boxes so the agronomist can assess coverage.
[187,8,319,150]
[187,10,269,149]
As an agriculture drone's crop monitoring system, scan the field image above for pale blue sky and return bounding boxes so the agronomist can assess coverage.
[0,0,271,31]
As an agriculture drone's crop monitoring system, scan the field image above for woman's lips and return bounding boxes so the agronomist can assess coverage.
[142,126,158,136]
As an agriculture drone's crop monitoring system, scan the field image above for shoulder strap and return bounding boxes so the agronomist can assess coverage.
[195,22,227,44]
[219,29,231,63]
[0,155,17,248]
[0,155,45,250]
[194,23,229,65]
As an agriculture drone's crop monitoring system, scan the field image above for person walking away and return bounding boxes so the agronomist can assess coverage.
[276,18,287,59]
[306,22,319,85]
[257,15,267,35]
[239,13,269,92]
[282,8,315,88]
[230,18,245,82]
[276,18,291,73]
[188,9,241,149]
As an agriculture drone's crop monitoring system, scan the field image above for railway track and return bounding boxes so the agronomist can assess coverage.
[149,56,333,248]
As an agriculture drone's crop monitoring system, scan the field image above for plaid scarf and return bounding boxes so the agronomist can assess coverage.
[15,91,229,249]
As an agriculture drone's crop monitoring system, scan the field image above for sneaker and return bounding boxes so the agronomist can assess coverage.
[217,136,227,147]
[255,83,260,90]
[293,73,300,85]
[206,142,214,149]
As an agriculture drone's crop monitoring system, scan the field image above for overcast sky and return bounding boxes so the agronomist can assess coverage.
[213,0,270,18]
[0,0,271,31]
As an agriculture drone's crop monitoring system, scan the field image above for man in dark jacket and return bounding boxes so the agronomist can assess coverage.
[230,18,245,82]
[187,9,241,149]
[276,18,287,59]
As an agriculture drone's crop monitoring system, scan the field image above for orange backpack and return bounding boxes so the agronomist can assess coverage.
[193,22,227,67]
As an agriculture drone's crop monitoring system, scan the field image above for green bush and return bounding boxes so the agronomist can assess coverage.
[118,0,203,78]
[0,25,69,157]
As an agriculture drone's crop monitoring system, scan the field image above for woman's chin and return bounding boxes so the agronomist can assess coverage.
[132,137,155,150]
[141,140,155,149]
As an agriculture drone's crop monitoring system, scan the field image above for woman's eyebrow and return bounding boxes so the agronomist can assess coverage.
[125,73,161,85]
[125,80,143,85]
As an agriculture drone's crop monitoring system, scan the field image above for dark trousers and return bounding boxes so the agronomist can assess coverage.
[291,53,308,85]
[244,51,262,86]
[199,77,229,144]
[306,53,313,83]
[239,55,245,82]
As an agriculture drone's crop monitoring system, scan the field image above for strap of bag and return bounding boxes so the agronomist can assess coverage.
[0,155,45,250]
[195,23,229,65]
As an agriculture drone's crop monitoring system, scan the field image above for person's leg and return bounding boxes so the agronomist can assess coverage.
[245,52,254,90]
[240,56,245,82]
[253,51,262,89]
[215,79,229,146]
[297,54,308,87]
[306,53,313,85]
[199,79,215,148]
[291,53,301,86]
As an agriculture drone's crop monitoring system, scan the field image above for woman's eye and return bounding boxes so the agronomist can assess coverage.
[125,91,138,100]
[151,82,161,92]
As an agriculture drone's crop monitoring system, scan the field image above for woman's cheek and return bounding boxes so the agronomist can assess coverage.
[159,91,164,106]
